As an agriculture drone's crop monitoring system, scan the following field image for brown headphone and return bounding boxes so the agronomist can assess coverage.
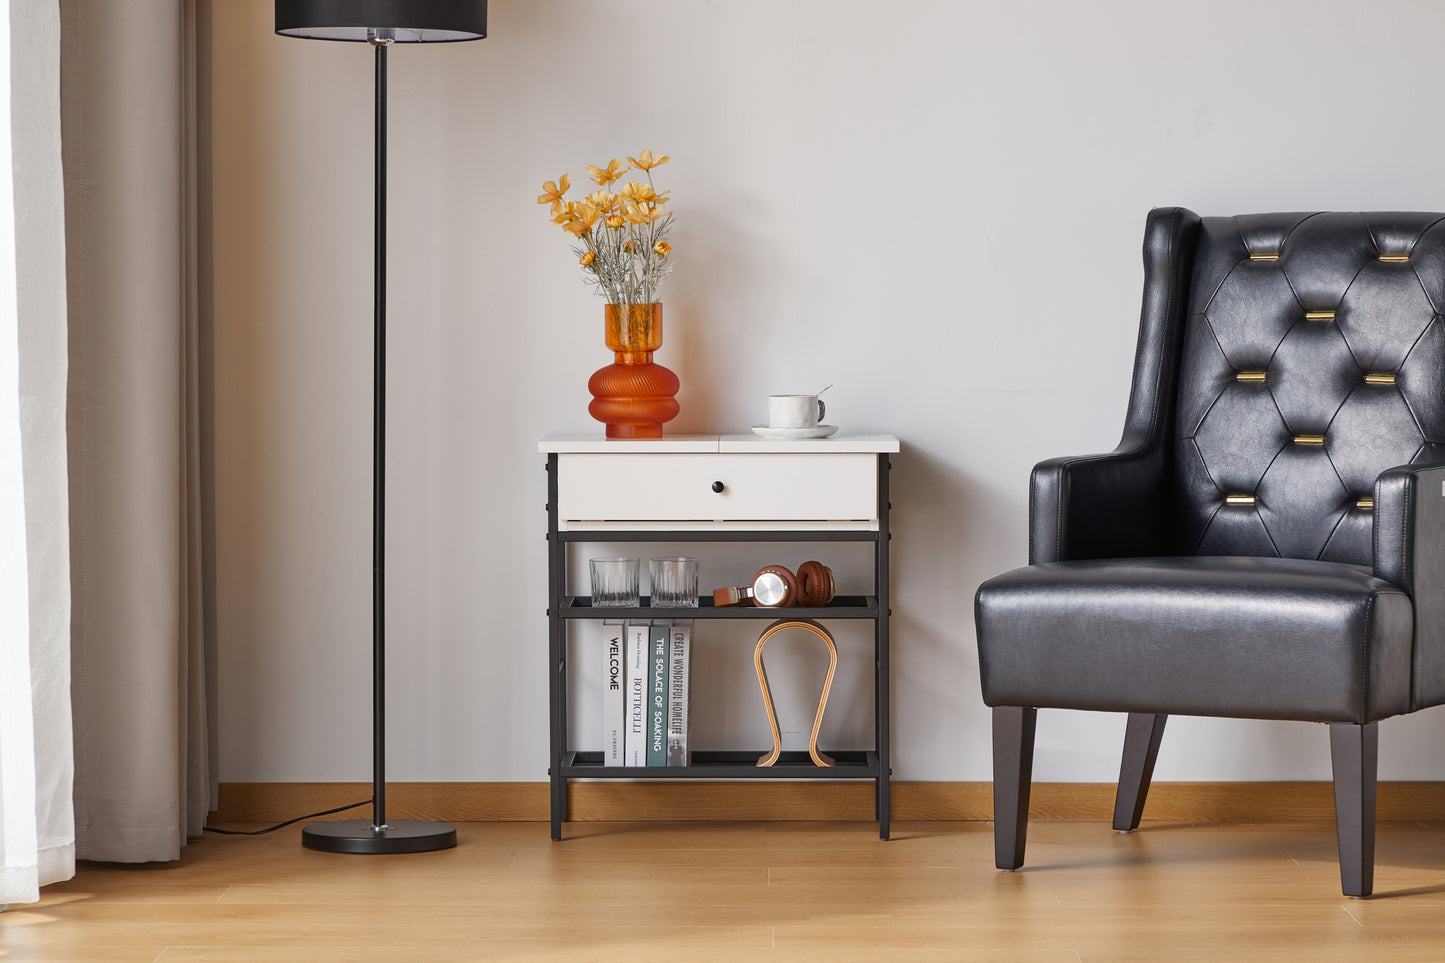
[713,560,835,608]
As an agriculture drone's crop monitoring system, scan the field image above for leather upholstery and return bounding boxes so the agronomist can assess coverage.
[978,208,1445,725]
[976,556,1412,723]
[1176,212,1445,562]
[1375,463,1445,710]
[1030,207,1199,564]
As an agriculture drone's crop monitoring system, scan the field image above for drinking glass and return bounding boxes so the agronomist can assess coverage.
[589,557,640,607]
[649,556,700,607]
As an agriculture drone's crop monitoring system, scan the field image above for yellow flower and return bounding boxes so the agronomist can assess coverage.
[586,159,629,187]
[653,241,672,257]
[623,202,669,225]
[627,150,669,171]
[562,203,601,236]
[620,182,657,205]
[537,174,570,206]
[579,251,596,267]
[551,200,578,225]
[584,190,617,213]
[622,240,634,252]
[605,214,625,229]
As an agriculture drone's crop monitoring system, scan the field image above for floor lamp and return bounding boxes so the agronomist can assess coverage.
[275,1,488,855]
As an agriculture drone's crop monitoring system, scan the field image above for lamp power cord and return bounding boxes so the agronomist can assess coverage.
[203,798,372,836]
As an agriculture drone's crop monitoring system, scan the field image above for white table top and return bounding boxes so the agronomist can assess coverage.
[538,433,900,454]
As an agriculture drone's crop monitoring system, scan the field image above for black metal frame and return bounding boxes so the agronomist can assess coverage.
[544,452,893,840]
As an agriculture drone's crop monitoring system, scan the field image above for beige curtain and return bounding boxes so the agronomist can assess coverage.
[60,0,215,863]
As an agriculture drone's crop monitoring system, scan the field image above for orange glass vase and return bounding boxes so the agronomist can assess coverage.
[588,303,679,439]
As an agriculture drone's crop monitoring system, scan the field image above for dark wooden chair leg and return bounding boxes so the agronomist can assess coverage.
[1113,713,1167,831]
[992,706,1037,870]
[1329,721,1378,898]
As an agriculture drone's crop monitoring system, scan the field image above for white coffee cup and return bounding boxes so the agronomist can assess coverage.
[768,394,826,429]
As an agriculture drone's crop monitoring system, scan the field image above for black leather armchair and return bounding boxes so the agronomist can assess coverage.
[975,208,1445,897]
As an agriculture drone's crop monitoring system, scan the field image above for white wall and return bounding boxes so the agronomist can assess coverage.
[212,0,1445,785]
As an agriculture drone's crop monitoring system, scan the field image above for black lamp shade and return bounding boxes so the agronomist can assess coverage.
[276,0,487,42]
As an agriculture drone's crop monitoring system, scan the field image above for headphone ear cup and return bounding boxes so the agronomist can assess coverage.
[795,560,835,607]
[752,565,800,607]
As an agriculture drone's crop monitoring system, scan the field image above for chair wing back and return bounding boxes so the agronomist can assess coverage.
[1173,212,1445,563]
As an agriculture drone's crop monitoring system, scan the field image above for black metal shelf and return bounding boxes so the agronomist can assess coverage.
[561,750,880,779]
[561,595,880,620]
[545,450,893,841]
[557,529,881,543]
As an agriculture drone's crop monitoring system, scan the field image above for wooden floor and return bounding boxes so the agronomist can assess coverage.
[6,819,1445,961]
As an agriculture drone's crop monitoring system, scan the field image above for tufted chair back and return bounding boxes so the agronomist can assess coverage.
[1173,212,1445,564]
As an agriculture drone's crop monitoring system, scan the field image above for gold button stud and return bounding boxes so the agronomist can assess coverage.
[1293,434,1326,446]
[1225,494,1257,506]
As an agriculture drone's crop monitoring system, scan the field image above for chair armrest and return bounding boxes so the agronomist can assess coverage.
[1373,462,1445,588]
[1029,442,1169,563]
[1028,208,1198,564]
[1374,461,1445,711]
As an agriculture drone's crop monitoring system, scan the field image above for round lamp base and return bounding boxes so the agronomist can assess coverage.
[301,819,457,854]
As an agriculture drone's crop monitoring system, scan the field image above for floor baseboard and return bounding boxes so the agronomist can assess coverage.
[209,780,1445,824]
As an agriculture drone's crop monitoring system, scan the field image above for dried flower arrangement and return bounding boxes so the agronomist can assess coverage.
[537,150,674,305]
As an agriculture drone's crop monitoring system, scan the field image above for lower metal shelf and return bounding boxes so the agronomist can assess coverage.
[561,749,881,779]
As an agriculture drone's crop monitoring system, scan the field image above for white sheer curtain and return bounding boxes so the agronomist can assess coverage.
[0,0,76,905]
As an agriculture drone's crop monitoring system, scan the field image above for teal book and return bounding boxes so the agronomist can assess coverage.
[648,620,670,766]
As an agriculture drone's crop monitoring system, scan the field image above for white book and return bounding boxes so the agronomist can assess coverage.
[666,620,692,767]
[602,620,625,766]
[624,620,650,767]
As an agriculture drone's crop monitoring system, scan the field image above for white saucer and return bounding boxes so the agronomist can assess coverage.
[750,424,839,440]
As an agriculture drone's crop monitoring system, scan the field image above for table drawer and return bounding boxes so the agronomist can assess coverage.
[557,452,878,523]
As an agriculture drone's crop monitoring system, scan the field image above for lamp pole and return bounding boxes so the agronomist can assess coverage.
[370,27,391,836]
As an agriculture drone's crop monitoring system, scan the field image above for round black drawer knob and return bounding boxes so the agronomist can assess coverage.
[712,481,725,493]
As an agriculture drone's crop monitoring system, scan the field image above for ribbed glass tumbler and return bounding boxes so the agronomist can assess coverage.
[589,557,640,607]
[649,556,700,607]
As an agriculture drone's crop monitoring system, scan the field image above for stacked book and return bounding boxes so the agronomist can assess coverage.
[603,620,691,767]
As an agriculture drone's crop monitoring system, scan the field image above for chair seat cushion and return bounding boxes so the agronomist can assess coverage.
[975,556,1413,723]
